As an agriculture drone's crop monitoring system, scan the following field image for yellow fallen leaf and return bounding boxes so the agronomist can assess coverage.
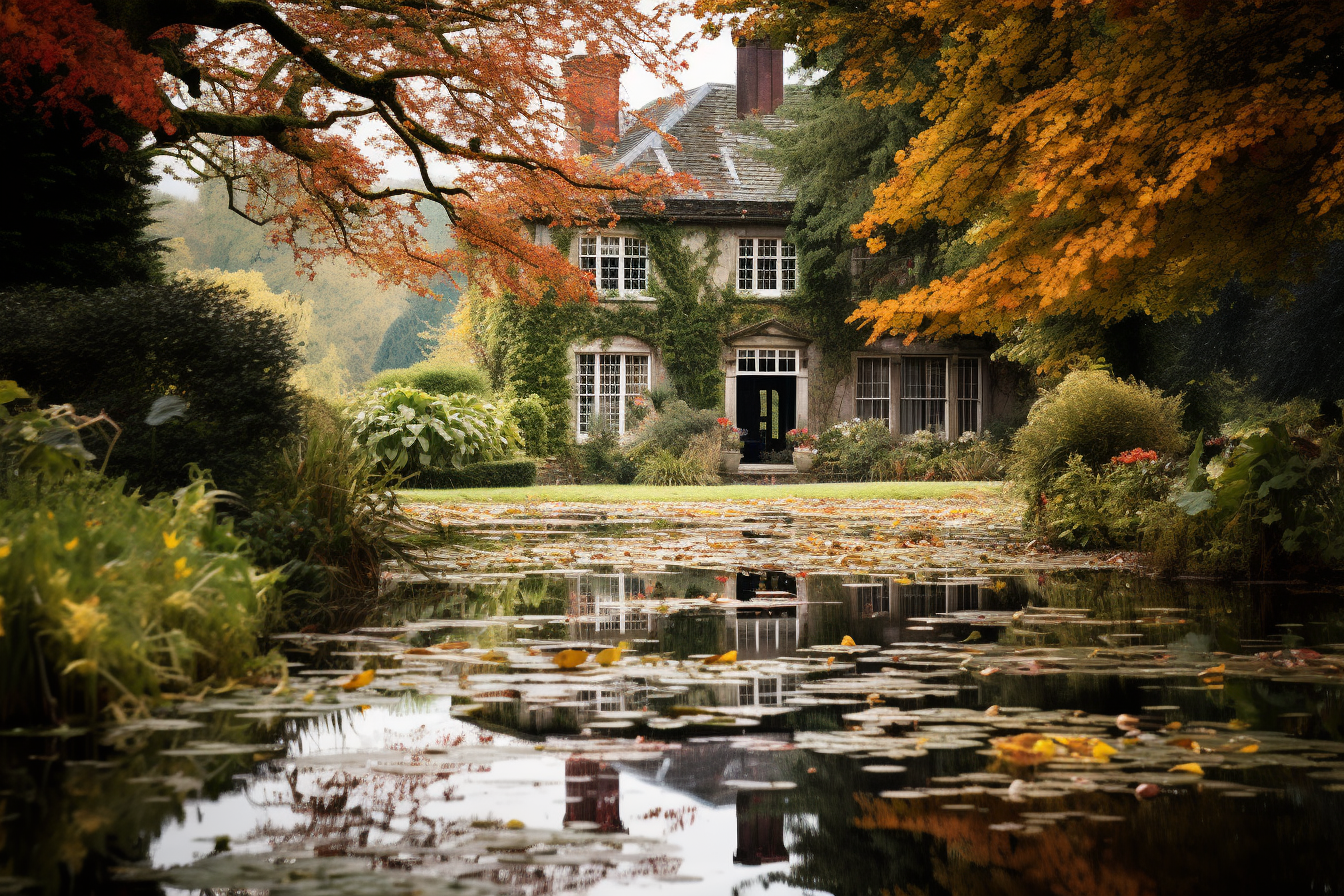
[1238,743,1259,753]
[404,647,434,655]
[553,649,588,669]
[840,635,856,647]
[481,649,507,662]
[826,656,835,666]
[1168,762,1204,775]
[1092,741,1118,759]
[1200,664,1226,676]
[961,631,982,642]
[338,669,375,690]
[703,650,737,665]
[1228,719,1251,730]
[436,640,471,651]
[595,646,622,666]
[302,689,315,703]
[505,819,525,830]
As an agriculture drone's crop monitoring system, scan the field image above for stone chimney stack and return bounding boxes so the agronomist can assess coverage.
[736,38,785,118]
[561,53,629,155]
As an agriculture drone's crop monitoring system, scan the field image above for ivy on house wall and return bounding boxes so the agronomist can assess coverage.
[461,221,767,445]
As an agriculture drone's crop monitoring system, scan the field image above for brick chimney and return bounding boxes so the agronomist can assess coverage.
[561,53,629,155]
[736,38,785,118]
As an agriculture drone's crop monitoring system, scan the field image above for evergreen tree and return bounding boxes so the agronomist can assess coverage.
[371,282,461,372]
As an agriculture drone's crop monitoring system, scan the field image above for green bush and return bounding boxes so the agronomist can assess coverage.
[1038,453,1178,548]
[625,399,721,465]
[816,418,897,480]
[0,281,302,497]
[239,416,405,632]
[1011,370,1185,507]
[367,360,490,398]
[507,394,552,456]
[0,472,276,723]
[577,418,636,484]
[633,433,720,486]
[349,387,521,476]
[413,459,538,489]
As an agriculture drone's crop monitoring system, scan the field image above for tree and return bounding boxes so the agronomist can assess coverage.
[697,0,1344,341]
[372,282,461,373]
[2,0,695,303]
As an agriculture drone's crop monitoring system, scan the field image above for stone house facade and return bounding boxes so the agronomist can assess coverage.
[544,44,1017,463]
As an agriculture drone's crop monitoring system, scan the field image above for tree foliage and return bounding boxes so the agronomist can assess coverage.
[699,0,1344,340]
[3,0,695,303]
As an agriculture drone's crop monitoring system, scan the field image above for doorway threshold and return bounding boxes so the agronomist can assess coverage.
[737,463,801,475]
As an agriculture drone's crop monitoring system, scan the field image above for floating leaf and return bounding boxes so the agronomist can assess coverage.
[337,669,375,690]
[595,647,622,666]
[840,635,856,646]
[703,650,737,665]
[553,649,588,669]
[436,640,472,650]
[1169,762,1205,775]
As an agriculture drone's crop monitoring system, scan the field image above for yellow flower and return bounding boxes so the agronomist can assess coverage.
[0,595,6,637]
[0,542,11,559]
[62,597,107,645]
[173,557,193,580]
[162,531,181,550]
[63,537,79,551]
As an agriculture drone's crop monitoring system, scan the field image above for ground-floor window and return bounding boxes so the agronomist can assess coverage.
[900,357,947,435]
[956,357,981,437]
[576,352,649,436]
[855,357,891,424]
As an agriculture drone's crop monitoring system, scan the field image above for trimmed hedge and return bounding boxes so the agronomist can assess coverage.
[367,360,489,397]
[413,458,538,489]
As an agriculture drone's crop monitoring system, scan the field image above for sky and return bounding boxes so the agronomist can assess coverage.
[153,14,798,200]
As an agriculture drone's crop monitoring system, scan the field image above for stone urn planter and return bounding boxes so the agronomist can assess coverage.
[720,449,742,474]
[792,449,817,473]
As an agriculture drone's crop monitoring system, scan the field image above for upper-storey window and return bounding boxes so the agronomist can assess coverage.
[738,239,796,294]
[580,236,647,295]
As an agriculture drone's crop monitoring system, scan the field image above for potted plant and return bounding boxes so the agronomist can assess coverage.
[787,427,818,472]
[717,417,744,473]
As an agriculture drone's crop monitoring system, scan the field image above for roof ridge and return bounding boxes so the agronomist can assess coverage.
[613,83,719,170]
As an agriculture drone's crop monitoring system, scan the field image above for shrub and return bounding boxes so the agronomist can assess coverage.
[1038,453,1178,548]
[367,360,490,397]
[0,282,302,497]
[507,393,552,456]
[239,417,405,632]
[816,418,897,480]
[577,418,636,484]
[0,472,275,723]
[349,387,521,476]
[1011,370,1185,507]
[413,459,538,489]
[633,432,721,486]
[930,432,1008,481]
[626,399,722,464]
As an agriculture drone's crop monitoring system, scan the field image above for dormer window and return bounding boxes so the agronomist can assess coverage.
[580,235,647,295]
[738,239,796,294]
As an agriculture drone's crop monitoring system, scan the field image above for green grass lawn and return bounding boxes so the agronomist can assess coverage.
[402,480,1005,504]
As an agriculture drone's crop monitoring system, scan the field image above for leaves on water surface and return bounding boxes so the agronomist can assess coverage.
[595,646,622,666]
[554,649,588,669]
[337,669,375,690]
[702,650,737,665]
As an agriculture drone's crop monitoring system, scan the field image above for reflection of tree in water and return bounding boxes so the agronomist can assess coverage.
[250,735,677,895]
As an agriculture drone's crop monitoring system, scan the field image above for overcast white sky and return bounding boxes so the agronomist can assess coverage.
[155,14,797,199]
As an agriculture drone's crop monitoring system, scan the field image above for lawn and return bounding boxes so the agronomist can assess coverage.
[402,480,1004,504]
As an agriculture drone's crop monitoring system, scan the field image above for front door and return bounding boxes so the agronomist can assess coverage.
[736,375,796,463]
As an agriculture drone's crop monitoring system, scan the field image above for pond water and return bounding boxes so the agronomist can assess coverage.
[6,513,1344,895]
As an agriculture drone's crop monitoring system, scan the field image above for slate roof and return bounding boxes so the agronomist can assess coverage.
[602,83,796,220]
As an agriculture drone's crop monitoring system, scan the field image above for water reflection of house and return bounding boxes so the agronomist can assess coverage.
[568,572,655,640]
[734,791,790,865]
[564,756,626,833]
[842,578,988,642]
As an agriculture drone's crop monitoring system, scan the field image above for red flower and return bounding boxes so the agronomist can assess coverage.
[1110,448,1159,465]
[716,417,733,427]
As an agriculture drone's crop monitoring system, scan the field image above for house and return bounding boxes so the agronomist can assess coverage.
[547,44,1018,464]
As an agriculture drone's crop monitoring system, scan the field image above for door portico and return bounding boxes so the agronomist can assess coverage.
[723,320,810,463]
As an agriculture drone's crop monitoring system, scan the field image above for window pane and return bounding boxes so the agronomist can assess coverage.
[599,354,622,431]
[599,236,620,290]
[738,239,754,290]
[759,348,776,373]
[737,349,755,372]
[625,354,649,395]
[900,357,947,435]
[856,357,890,424]
[781,242,797,292]
[623,237,647,292]
[957,357,980,436]
[579,236,597,277]
[778,349,796,373]
[577,353,596,434]
[757,239,778,291]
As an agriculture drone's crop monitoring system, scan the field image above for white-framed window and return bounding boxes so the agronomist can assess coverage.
[579,235,647,295]
[576,352,649,436]
[737,348,797,374]
[737,238,797,293]
[900,357,948,435]
[856,357,891,424]
[956,357,981,437]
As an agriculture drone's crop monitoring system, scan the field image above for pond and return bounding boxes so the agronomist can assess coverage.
[5,500,1344,895]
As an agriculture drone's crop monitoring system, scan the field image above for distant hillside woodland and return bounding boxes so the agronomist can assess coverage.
[152,182,460,393]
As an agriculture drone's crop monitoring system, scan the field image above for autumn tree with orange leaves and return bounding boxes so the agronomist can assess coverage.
[0,0,694,303]
[696,0,1344,343]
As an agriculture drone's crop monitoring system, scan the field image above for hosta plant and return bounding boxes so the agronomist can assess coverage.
[349,387,521,475]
